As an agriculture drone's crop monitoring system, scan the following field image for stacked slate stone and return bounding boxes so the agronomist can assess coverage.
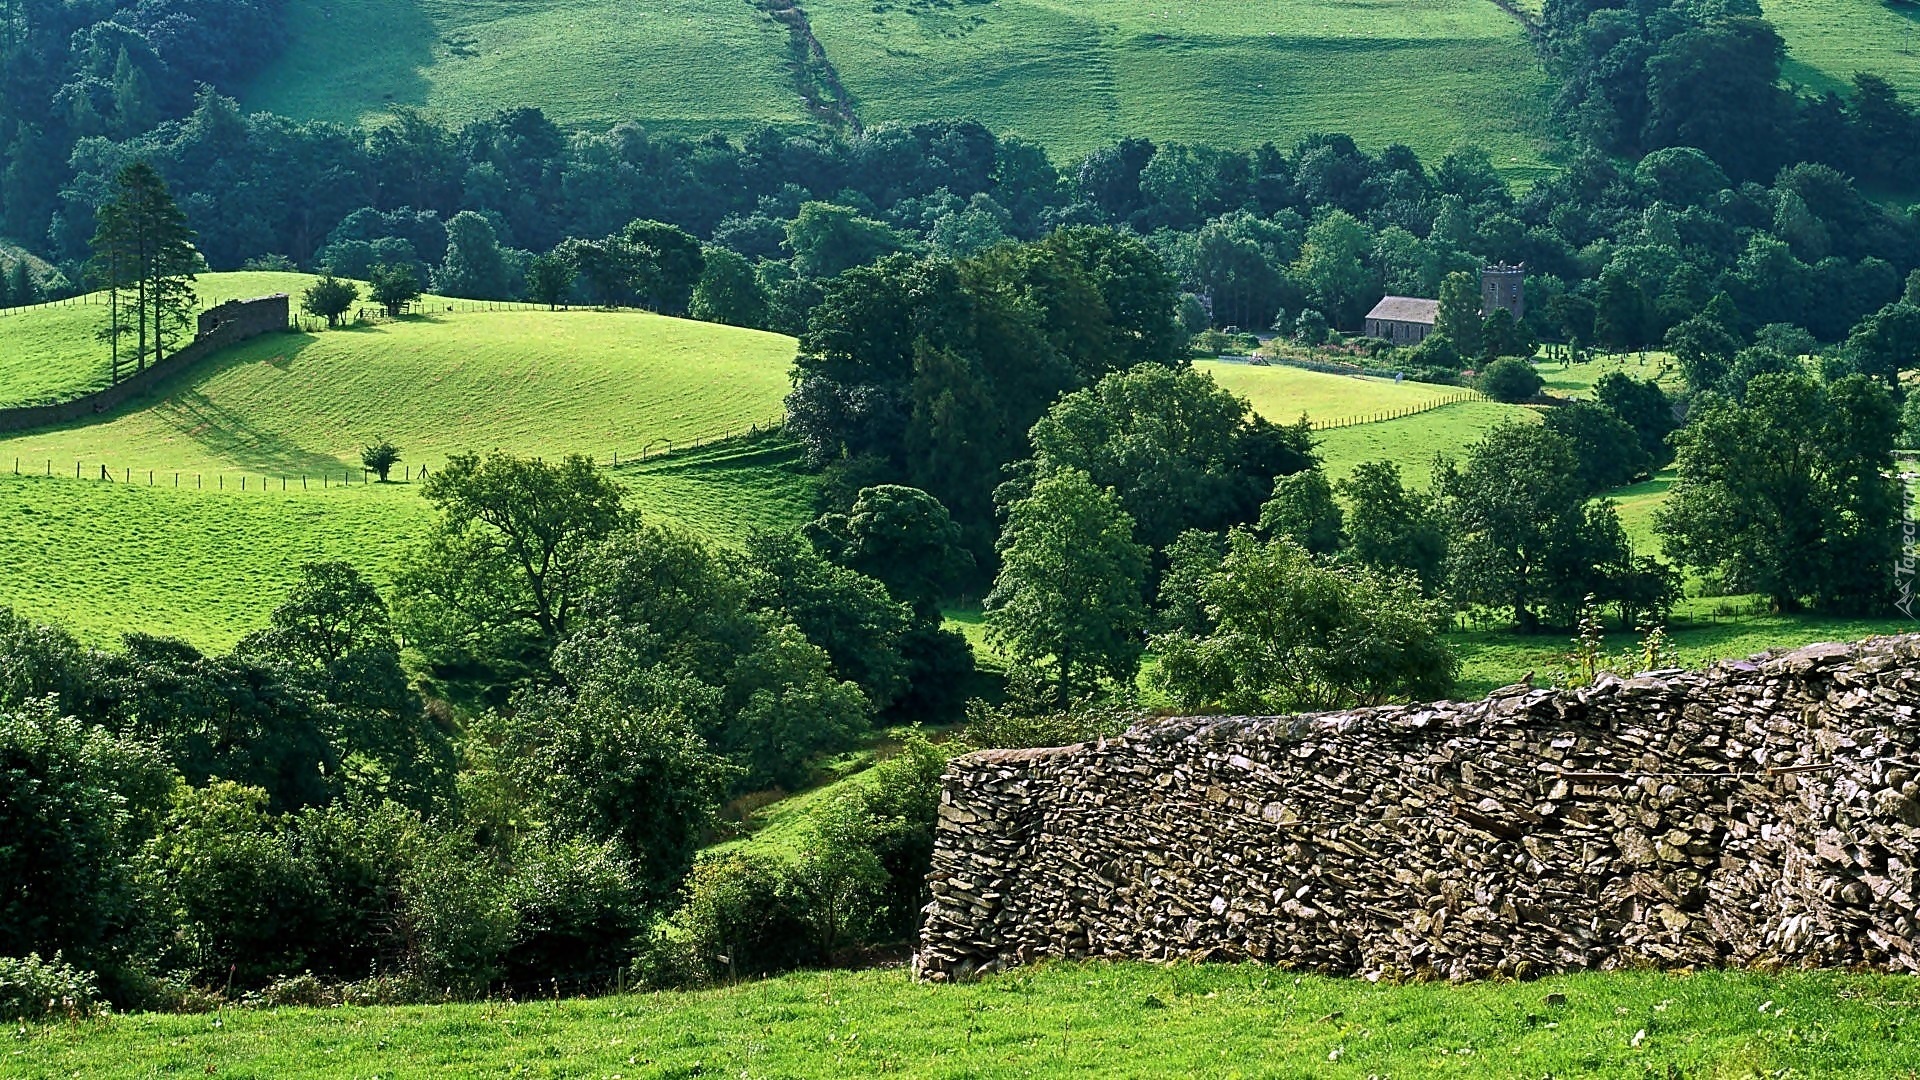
[914,637,1920,982]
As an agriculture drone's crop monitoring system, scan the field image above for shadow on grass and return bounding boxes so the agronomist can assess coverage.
[10,331,352,475]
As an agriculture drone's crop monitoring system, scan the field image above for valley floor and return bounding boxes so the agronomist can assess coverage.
[17,963,1919,1077]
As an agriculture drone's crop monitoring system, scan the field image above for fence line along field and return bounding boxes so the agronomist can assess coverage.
[0,297,796,476]
[238,0,807,132]
[1197,359,1479,428]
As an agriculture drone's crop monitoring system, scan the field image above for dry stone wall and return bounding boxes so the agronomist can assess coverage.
[914,638,1920,982]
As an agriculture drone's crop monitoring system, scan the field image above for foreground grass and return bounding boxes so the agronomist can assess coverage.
[0,304,792,476]
[802,0,1561,174]
[239,0,806,131]
[18,963,1919,1077]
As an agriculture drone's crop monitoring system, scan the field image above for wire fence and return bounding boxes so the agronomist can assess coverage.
[1308,390,1484,431]
[0,291,105,317]
[4,415,789,492]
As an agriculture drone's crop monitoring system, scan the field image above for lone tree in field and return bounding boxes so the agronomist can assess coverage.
[360,439,401,482]
[301,274,358,328]
[90,161,198,382]
[368,262,422,317]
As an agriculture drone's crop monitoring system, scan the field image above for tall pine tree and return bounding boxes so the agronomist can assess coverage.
[90,162,198,380]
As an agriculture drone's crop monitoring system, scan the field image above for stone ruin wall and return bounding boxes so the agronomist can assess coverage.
[914,638,1920,982]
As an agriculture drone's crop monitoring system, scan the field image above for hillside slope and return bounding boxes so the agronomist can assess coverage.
[0,295,806,646]
[235,0,1560,174]
[804,0,1560,172]
[1765,0,1920,100]
[237,0,808,133]
[0,304,794,475]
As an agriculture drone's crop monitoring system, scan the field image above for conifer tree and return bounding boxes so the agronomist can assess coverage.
[90,162,198,380]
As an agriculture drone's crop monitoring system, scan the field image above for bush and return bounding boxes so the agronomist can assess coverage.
[360,439,401,481]
[650,853,813,985]
[962,696,1135,751]
[1476,357,1545,402]
[0,702,171,987]
[0,953,104,1020]
[136,782,318,988]
[504,834,648,990]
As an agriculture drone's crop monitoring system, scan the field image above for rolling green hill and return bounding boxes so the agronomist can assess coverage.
[804,0,1560,172]
[236,0,1561,176]
[0,297,795,475]
[0,440,817,649]
[236,0,808,133]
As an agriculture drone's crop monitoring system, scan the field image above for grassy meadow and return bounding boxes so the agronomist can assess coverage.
[19,963,1920,1077]
[1766,0,1920,100]
[0,441,815,650]
[801,0,1561,174]
[1197,358,1472,427]
[234,0,1562,176]
[237,0,807,132]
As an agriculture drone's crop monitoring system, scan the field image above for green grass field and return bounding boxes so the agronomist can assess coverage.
[20,963,1920,1077]
[237,0,808,132]
[0,297,795,476]
[1767,0,1920,100]
[1198,359,1472,427]
[235,0,1561,178]
[0,272,358,409]
[1314,399,1536,485]
[802,0,1561,174]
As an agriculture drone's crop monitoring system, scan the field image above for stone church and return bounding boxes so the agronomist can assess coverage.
[1363,263,1524,344]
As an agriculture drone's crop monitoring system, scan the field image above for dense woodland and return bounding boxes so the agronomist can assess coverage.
[2,0,1919,1017]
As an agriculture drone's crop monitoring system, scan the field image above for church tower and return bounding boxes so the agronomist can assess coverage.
[1481,262,1524,321]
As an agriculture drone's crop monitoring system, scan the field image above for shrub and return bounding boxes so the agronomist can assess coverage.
[136,782,317,987]
[962,696,1134,751]
[0,953,104,1020]
[653,853,812,985]
[390,831,514,996]
[504,834,649,990]
[1476,357,1545,402]
[360,439,401,482]
[0,702,171,986]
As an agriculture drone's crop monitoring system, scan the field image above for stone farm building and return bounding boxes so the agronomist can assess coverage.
[1364,263,1525,345]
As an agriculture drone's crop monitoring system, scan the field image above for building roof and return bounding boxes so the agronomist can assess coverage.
[1365,296,1439,325]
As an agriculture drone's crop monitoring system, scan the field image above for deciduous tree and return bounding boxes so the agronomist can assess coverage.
[986,470,1149,707]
